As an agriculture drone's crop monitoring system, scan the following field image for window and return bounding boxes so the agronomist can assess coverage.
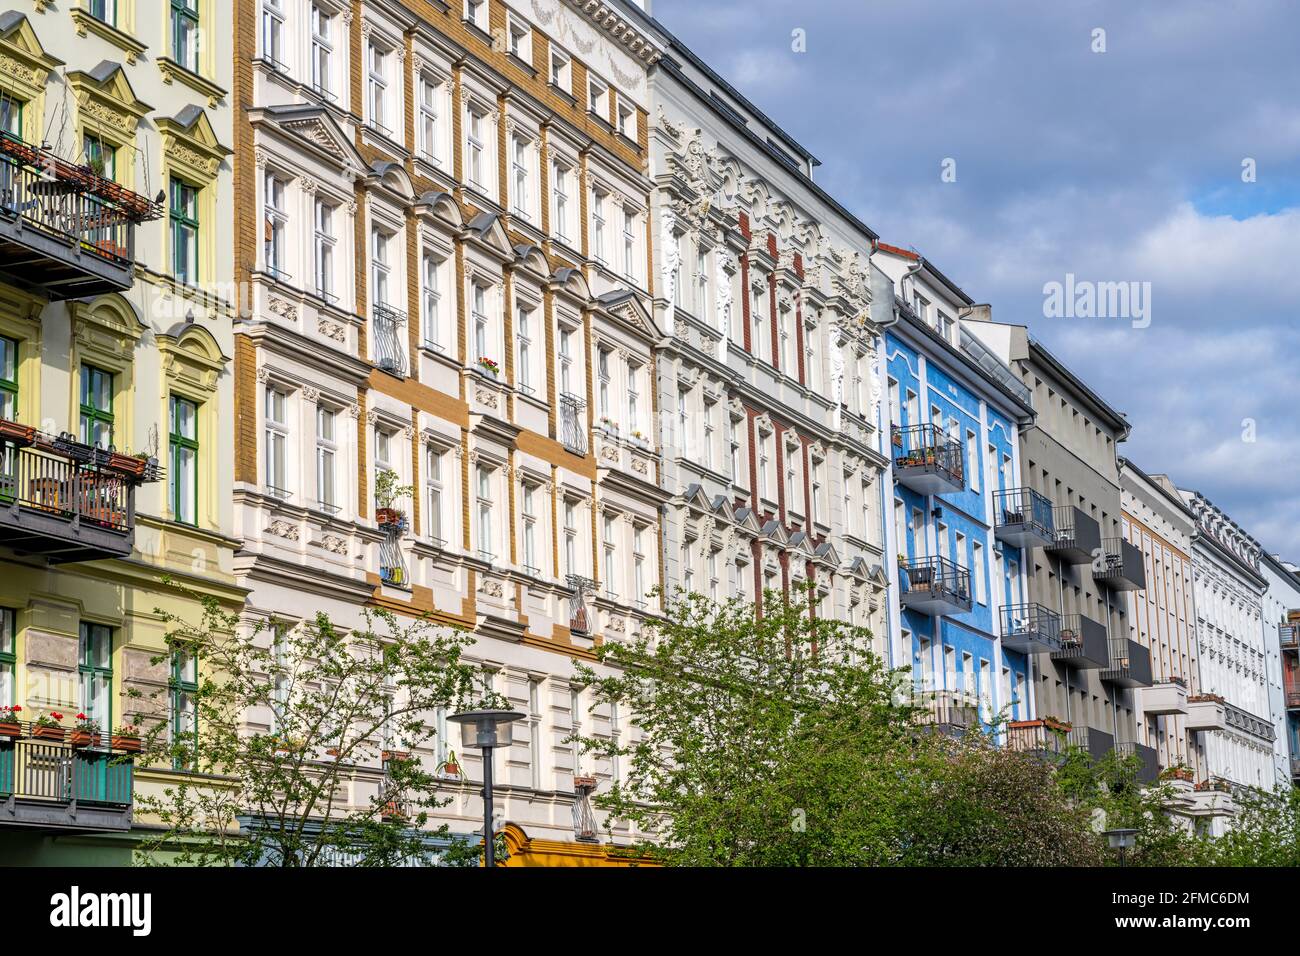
[676,387,688,446]
[549,48,571,90]
[626,363,642,433]
[973,541,986,604]
[728,415,741,481]
[520,482,538,572]
[79,365,114,449]
[422,253,445,349]
[169,396,199,524]
[170,177,200,284]
[617,99,636,139]
[371,228,391,306]
[967,430,979,492]
[811,458,824,525]
[476,465,494,560]
[465,0,488,30]
[570,686,584,773]
[262,0,286,69]
[680,541,694,593]
[313,198,335,300]
[622,207,637,281]
[805,317,820,390]
[264,387,289,497]
[263,172,288,279]
[591,190,607,264]
[418,75,442,163]
[758,429,772,500]
[507,13,531,61]
[270,624,289,732]
[315,405,337,513]
[587,76,609,118]
[551,159,571,241]
[172,0,200,72]
[528,678,542,790]
[466,107,487,189]
[597,348,612,420]
[784,444,798,513]
[511,136,531,219]
[471,283,490,363]
[426,446,446,544]
[366,41,391,135]
[88,0,117,25]
[751,280,769,358]
[516,304,535,394]
[632,524,647,604]
[310,3,335,97]
[79,623,113,732]
[563,498,578,575]
[171,648,198,769]
[695,244,709,321]
[558,325,575,395]
[0,609,13,705]
[702,400,715,469]
[603,514,618,598]
[83,134,116,181]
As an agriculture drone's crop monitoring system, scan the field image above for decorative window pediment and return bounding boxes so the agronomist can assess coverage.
[72,294,145,369]
[0,12,63,101]
[67,62,152,142]
[158,106,231,185]
[158,323,227,396]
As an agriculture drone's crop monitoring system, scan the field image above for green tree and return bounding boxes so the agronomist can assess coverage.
[135,585,486,867]
[1202,785,1300,866]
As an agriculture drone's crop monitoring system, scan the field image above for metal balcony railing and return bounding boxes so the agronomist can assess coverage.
[993,486,1055,547]
[1,442,132,531]
[1045,505,1101,564]
[891,423,964,494]
[378,523,409,588]
[371,304,408,377]
[1094,536,1146,591]
[898,554,972,614]
[1000,602,1062,653]
[559,392,587,456]
[567,574,597,635]
[0,736,134,811]
[1005,719,1070,756]
[572,775,598,843]
[1279,623,1299,652]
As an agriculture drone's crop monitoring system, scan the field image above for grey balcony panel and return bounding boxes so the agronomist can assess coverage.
[1095,537,1146,591]
[1051,613,1109,669]
[1044,506,1101,564]
[1101,638,1153,687]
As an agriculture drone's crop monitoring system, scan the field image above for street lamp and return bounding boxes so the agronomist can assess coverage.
[448,708,523,867]
[1103,827,1137,867]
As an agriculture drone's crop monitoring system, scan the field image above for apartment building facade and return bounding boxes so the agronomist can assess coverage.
[1177,489,1279,828]
[961,320,1152,777]
[1260,553,1300,787]
[647,34,891,655]
[872,248,1036,734]
[231,0,668,845]
[0,0,240,863]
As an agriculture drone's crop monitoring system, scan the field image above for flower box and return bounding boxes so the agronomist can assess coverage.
[573,775,597,790]
[108,452,147,478]
[0,722,21,738]
[376,508,405,527]
[32,725,65,742]
[112,735,142,753]
[70,730,99,748]
[0,420,35,446]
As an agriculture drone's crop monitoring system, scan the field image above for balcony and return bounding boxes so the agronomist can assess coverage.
[898,555,972,616]
[1287,687,1300,711]
[1067,725,1115,763]
[1050,613,1109,669]
[377,513,409,588]
[0,133,162,300]
[1138,677,1188,716]
[891,423,964,495]
[1114,741,1160,783]
[1094,536,1146,592]
[1005,718,1071,758]
[1184,694,1228,732]
[993,487,1055,549]
[567,574,597,636]
[0,736,134,832]
[371,304,408,377]
[1,421,158,563]
[1000,602,1063,654]
[1044,506,1101,564]
[559,392,587,456]
[1100,638,1152,688]
[1279,623,1299,653]
[915,689,980,736]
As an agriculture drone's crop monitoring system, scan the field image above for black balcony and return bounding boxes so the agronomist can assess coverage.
[915,689,980,736]
[899,555,972,615]
[891,423,964,495]
[1114,741,1160,783]
[1044,505,1100,564]
[1095,536,1146,592]
[559,392,587,456]
[0,421,158,563]
[0,736,134,832]
[1067,726,1115,763]
[1279,622,1299,653]
[1050,613,1109,669]
[371,303,408,377]
[1101,638,1152,687]
[1000,602,1063,654]
[993,487,1055,548]
[0,134,162,300]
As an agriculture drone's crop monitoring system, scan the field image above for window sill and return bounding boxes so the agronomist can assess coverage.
[462,18,494,46]
[158,56,227,106]
[71,10,147,64]
[507,52,538,77]
[548,84,576,107]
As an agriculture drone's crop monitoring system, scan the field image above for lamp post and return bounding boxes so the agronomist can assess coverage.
[1103,827,1137,867]
[448,708,523,867]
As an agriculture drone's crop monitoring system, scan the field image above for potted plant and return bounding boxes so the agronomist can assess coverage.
[573,775,597,790]
[438,749,462,778]
[598,416,619,433]
[373,468,413,528]
[112,724,142,753]
[108,450,148,478]
[32,712,65,742]
[0,705,21,737]
[1160,765,1194,783]
[70,713,100,748]
[475,356,500,378]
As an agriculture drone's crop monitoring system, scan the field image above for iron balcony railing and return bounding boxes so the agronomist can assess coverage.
[891,422,964,489]
[371,303,408,377]
[559,392,587,456]
[0,737,134,807]
[1114,740,1160,783]
[1051,613,1110,669]
[898,554,972,611]
[993,486,1055,543]
[1,441,132,532]
[567,574,597,635]
[378,522,409,588]
[1100,637,1153,687]
[915,689,980,734]
[1000,602,1063,653]
[572,775,598,843]
[1279,623,1299,652]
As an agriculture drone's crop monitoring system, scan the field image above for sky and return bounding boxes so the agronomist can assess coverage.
[650,0,1300,560]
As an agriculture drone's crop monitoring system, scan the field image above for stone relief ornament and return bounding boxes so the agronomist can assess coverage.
[265,520,300,542]
[479,577,504,599]
[321,535,349,555]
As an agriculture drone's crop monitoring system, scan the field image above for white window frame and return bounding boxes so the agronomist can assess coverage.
[264,386,290,498]
[315,404,338,513]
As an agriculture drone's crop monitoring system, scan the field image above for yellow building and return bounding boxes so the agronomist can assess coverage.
[500,823,659,867]
[0,2,240,864]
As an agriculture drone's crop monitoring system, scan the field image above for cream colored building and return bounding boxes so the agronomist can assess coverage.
[0,0,240,863]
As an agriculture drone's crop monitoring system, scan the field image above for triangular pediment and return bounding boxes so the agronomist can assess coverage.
[260,105,364,172]
[0,12,63,100]
[464,212,515,261]
[159,106,231,182]
[595,289,660,341]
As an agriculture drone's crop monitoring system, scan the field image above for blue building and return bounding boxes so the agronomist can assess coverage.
[873,244,1037,733]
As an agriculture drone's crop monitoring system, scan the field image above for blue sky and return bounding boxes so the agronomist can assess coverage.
[652,0,1300,558]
